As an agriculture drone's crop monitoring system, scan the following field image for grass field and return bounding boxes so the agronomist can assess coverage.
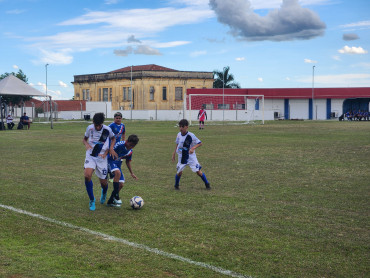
[0,120,369,278]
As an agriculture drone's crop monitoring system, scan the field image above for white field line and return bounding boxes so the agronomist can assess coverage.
[0,204,252,278]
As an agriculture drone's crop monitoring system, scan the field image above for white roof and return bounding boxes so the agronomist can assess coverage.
[0,74,47,97]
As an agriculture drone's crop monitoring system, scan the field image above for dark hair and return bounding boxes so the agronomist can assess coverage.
[114,112,122,118]
[93,113,105,125]
[127,134,139,145]
[178,119,189,127]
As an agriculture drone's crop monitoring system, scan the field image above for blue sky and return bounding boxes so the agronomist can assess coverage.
[1,0,369,100]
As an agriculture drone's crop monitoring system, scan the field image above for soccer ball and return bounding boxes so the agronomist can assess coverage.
[130,196,144,209]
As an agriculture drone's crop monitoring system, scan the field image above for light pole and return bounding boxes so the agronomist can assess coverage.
[222,67,226,123]
[130,65,133,120]
[312,65,315,120]
[45,64,49,97]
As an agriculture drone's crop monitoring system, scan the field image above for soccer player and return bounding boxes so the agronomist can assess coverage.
[107,112,126,183]
[172,119,210,190]
[107,134,139,207]
[197,105,207,129]
[83,112,117,211]
[109,112,126,142]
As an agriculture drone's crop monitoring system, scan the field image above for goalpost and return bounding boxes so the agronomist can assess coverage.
[187,94,264,125]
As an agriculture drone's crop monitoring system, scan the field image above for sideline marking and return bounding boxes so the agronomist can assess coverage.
[0,204,251,278]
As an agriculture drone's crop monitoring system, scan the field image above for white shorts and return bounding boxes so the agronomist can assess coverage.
[176,154,201,173]
[84,153,108,179]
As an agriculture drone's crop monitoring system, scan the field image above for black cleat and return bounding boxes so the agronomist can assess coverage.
[174,185,180,190]
[205,183,211,190]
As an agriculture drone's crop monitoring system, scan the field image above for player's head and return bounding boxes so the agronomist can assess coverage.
[178,119,189,128]
[126,134,139,149]
[178,119,189,134]
[114,112,122,124]
[93,112,105,131]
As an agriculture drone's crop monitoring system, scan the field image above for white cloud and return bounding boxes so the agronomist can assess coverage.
[235,57,245,61]
[340,20,370,29]
[304,59,317,64]
[338,46,368,54]
[12,65,19,69]
[152,41,191,48]
[26,6,212,63]
[332,55,340,61]
[190,50,207,57]
[114,45,162,56]
[286,77,290,81]
[258,77,263,82]
[34,49,73,65]
[58,81,68,88]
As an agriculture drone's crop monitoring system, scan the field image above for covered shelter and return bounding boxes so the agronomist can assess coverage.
[0,74,53,129]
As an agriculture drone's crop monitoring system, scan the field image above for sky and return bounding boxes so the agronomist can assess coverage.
[1,0,369,100]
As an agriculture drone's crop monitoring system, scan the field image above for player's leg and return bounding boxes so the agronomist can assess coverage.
[175,158,186,190]
[107,168,122,207]
[199,120,202,129]
[196,170,211,189]
[189,156,210,189]
[99,177,108,204]
[84,166,96,210]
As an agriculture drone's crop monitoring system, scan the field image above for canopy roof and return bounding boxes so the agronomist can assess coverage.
[0,74,47,97]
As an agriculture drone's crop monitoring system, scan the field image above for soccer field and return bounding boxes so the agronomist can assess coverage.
[0,120,369,277]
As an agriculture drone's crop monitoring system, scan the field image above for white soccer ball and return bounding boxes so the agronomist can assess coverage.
[130,196,144,209]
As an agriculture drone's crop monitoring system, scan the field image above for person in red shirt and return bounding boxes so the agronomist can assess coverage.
[197,105,207,129]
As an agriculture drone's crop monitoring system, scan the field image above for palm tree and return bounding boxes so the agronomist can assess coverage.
[213,66,240,88]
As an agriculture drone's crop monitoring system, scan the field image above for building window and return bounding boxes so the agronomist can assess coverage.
[149,86,155,101]
[123,87,127,101]
[76,93,80,98]
[103,88,108,101]
[109,88,112,101]
[162,87,167,100]
[218,103,230,109]
[128,87,132,101]
[123,87,132,101]
[99,88,101,101]
[205,103,214,110]
[82,89,86,100]
[86,89,90,101]
[175,87,183,100]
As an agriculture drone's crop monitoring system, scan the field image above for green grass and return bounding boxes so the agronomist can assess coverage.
[0,120,369,278]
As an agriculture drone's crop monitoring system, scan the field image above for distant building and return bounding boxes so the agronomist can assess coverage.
[72,64,214,110]
[187,88,370,120]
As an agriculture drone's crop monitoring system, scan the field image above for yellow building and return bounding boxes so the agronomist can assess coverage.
[72,64,214,110]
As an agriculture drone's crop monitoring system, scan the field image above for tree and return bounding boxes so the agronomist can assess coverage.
[0,69,32,105]
[213,66,241,89]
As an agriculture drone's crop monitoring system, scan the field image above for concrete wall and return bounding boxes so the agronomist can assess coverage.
[29,98,348,122]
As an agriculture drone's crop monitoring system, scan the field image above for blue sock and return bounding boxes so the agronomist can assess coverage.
[200,173,209,184]
[101,184,108,194]
[175,174,181,186]
[85,180,94,201]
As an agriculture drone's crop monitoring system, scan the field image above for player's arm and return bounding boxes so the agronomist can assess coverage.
[125,159,138,180]
[172,144,178,162]
[100,148,109,159]
[190,142,202,154]
[83,136,92,151]
[109,137,118,159]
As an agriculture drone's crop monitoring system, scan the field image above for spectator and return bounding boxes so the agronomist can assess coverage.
[20,112,32,129]
[6,113,14,130]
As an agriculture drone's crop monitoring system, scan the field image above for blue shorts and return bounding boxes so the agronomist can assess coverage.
[108,160,125,183]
